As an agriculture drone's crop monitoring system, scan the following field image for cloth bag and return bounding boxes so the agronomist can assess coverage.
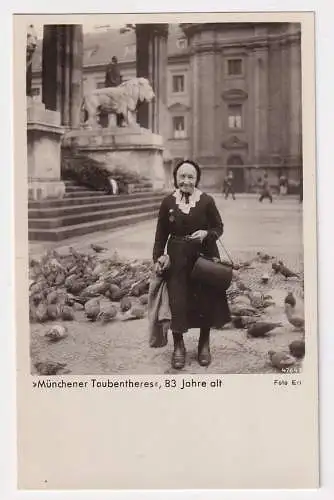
[190,239,234,292]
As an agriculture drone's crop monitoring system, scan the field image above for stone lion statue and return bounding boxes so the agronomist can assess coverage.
[81,77,155,129]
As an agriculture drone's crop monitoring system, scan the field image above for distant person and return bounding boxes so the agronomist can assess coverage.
[223,171,236,200]
[106,177,119,195]
[259,173,273,203]
[103,56,123,127]
[279,174,288,195]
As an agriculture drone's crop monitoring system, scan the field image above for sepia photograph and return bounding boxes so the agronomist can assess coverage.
[13,11,319,490]
[25,19,307,376]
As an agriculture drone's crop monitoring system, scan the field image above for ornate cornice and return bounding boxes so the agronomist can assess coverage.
[181,23,300,53]
[221,89,248,102]
[221,135,248,150]
[188,43,221,55]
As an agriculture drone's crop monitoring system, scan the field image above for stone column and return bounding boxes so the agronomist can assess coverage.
[288,26,302,164]
[42,24,83,128]
[136,24,169,134]
[182,24,219,173]
[252,35,269,166]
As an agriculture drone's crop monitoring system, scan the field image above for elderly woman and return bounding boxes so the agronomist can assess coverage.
[153,160,231,370]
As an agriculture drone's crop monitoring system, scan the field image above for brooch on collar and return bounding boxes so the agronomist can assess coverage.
[169,209,175,223]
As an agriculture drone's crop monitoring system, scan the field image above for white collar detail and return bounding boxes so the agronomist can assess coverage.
[173,188,202,214]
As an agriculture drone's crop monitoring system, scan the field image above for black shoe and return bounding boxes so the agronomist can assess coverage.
[172,340,186,370]
[198,342,212,367]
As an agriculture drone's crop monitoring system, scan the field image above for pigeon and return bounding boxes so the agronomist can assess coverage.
[121,305,145,321]
[278,263,300,279]
[272,262,281,273]
[289,340,305,359]
[268,350,296,370]
[84,298,101,321]
[284,292,305,330]
[91,243,107,253]
[231,316,257,329]
[247,291,264,309]
[236,280,251,292]
[230,304,258,317]
[34,361,68,375]
[44,325,68,342]
[256,252,273,262]
[247,321,282,337]
[97,304,118,323]
[120,296,132,312]
[260,273,270,284]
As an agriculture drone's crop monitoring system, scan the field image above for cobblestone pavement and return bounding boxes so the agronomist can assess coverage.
[30,194,305,375]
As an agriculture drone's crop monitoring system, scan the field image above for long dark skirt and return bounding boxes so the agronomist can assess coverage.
[166,237,231,333]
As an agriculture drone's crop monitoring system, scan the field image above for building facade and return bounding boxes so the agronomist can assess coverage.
[32,23,302,192]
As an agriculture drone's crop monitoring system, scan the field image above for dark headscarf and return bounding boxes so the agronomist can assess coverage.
[173,159,201,188]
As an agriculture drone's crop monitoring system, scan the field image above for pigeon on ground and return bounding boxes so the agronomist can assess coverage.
[231,316,257,329]
[34,361,68,375]
[236,280,251,292]
[284,292,305,330]
[278,263,300,279]
[91,243,107,253]
[261,273,270,284]
[289,340,305,359]
[256,252,273,262]
[247,321,282,337]
[44,325,68,342]
[268,350,296,370]
[84,298,101,321]
[272,262,281,273]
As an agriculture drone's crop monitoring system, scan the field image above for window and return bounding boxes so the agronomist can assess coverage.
[228,104,242,129]
[96,81,105,89]
[227,58,243,76]
[172,75,185,93]
[172,116,186,139]
[31,87,40,96]
[176,38,188,49]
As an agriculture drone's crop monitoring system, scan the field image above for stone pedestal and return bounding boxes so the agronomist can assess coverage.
[63,127,166,190]
[27,102,65,201]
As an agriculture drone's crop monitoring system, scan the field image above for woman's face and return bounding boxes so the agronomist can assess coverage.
[176,163,198,194]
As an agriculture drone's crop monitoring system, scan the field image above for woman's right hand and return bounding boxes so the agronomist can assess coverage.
[154,254,170,275]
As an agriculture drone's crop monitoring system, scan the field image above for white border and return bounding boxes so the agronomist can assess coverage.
[1,1,334,499]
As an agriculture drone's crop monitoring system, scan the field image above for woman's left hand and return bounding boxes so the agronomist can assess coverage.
[189,230,208,243]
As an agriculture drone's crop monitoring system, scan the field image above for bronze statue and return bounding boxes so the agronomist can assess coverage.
[26,24,37,97]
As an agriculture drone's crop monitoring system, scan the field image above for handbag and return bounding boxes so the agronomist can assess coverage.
[190,238,234,291]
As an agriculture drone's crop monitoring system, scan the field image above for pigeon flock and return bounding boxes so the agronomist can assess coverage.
[227,251,305,372]
[29,247,305,375]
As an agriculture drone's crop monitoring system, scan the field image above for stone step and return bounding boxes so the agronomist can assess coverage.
[28,190,166,209]
[132,185,154,193]
[65,185,96,192]
[28,194,164,219]
[64,189,110,198]
[29,201,162,229]
[29,210,159,242]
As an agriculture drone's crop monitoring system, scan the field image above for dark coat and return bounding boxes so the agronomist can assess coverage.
[153,191,231,333]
